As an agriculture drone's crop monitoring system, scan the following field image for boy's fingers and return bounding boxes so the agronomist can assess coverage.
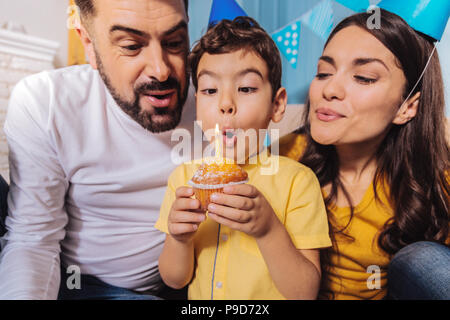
[170,210,206,224]
[223,184,258,198]
[175,186,195,198]
[207,203,250,223]
[168,223,199,235]
[210,193,254,211]
[172,198,200,211]
[208,212,243,232]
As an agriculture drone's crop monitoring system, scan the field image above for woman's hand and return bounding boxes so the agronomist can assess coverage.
[207,184,280,239]
[168,186,206,243]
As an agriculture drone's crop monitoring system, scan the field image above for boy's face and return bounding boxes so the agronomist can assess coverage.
[195,49,286,163]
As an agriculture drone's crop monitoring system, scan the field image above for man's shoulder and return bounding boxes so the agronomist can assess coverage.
[10,64,98,106]
[6,65,103,135]
[16,64,96,91]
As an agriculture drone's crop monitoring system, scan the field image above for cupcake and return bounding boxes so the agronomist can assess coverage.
[188,161,249,211]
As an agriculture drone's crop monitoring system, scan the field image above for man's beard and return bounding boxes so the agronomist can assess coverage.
[96,51,189,133]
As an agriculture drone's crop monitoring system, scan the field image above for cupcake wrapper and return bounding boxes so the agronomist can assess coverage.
[188,179,249,211]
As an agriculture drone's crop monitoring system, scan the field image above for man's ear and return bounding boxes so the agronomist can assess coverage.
[76,23,98,70]
[271,87,287,123]
[393,92,420,125]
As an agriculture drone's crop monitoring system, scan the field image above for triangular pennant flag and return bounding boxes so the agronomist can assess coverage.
[208,0,248,28]
[272,21,302,68]
[334,0,370,12]
[300,0,334,40]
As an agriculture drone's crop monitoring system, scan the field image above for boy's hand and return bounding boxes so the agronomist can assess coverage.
[168,187,205,243]
[207,184,279,239]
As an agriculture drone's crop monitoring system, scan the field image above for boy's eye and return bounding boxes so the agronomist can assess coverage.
[200,88,217,95]
[354,75,378,84]
[238,87,257,93]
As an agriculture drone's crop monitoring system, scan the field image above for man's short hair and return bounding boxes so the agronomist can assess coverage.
[74,0,189,20]
[188,16,282,100]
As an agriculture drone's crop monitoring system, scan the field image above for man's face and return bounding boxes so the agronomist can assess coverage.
[84,0,189,133]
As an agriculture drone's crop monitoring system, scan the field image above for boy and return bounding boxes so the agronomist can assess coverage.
[155,17,331,300]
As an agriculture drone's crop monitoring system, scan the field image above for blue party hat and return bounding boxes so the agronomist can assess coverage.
[335,0,370,12]
[378,0,450,41]
[208,0,248,27]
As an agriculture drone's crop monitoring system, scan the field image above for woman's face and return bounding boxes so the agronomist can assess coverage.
[308,26,408,146]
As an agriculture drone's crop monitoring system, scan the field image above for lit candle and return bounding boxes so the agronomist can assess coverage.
[215,123,222,163]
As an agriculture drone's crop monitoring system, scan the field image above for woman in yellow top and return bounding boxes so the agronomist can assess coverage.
[280,9,449,300]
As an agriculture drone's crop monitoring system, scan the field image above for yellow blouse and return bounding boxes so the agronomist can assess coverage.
[279,133,393,300]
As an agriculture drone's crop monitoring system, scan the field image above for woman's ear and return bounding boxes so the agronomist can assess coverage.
[76,24,98,70]
[393,92,420,125]
[271,87,287,123]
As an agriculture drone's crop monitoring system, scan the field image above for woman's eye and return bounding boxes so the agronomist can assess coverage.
[239,87,257,93]
[200,88,217,95]
[315,73,332,80]
[354,75,377,84]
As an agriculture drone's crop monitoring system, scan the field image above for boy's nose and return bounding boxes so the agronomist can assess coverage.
[220,104,236,115]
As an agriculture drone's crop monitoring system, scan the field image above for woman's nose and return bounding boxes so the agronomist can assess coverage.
[323,75,345,101]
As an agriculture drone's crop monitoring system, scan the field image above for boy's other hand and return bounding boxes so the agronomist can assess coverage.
[168,187,205,243]
[207,184,280,239]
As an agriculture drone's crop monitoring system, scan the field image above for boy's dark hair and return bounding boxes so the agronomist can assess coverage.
[74,0,189,21]
[189,16,282,100]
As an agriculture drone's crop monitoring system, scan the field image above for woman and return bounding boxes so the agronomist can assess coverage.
[280,10,449,299]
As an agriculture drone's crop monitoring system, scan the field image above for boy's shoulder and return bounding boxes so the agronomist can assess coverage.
[168,161,200,185]
[270,154,315,177]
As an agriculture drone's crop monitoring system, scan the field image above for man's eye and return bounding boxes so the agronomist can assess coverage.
[200,88,217,95]
[163,39,186,51]
[239,87,257,93]
[121,44,142,52]
[166,41,183,48]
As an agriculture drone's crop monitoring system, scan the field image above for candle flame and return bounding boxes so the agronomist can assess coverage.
[215,124,222,163]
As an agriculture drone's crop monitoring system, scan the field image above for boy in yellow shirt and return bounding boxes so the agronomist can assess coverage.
[155,17,331,300]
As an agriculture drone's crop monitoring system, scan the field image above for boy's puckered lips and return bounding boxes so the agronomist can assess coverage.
[223,127,238,147]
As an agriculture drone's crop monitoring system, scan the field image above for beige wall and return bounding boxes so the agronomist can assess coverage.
[0,0,68,68]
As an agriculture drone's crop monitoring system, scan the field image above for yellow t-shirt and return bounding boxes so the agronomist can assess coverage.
[279,134,393,300]
[155,153,331,300]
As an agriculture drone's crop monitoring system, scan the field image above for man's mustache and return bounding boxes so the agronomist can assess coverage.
[135,77,180,94]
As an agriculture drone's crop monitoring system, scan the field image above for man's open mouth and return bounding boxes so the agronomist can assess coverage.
[143,91,175,108]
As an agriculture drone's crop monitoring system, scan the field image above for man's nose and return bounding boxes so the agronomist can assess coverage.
[143,44,171,83]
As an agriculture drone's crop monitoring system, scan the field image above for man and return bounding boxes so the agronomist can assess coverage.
[0,0,193,300]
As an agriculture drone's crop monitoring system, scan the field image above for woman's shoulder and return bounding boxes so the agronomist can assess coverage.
[277,131,308,161]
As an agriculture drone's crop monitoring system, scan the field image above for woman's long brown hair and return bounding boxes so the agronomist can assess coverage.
[299,10,449,296]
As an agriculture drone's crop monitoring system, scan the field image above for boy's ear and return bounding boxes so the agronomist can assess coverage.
[76,24,98,70]
[393,92,420,125]
[271,87,287,123]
